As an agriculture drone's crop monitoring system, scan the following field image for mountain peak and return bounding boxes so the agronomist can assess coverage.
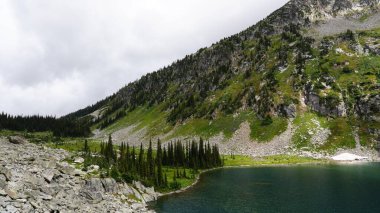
[244,0,380,38]
[289,0,380,21]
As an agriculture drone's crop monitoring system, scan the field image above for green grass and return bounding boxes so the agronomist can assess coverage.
[292,112,328,149]
[250,117,288,142]
[318,118,356,151]
[0,130,55,143]
[46,138,103,153]
[223,155,323,167]
[102,104,172,137]
[158,167,197,193]
[356,120,380,148]
[168,110,254,140]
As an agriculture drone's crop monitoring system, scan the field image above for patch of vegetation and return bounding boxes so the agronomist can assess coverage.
[223,155,322,167]
[318,118,356,151]
[79,137,222,193]
[127,194,141,202]
[168,111,254,139]
[292,112,328,149]
[250,116,288,142]
[102,104,172,137]
[159,167,197,193]
[356,120,379,148]
[46,138,103,153]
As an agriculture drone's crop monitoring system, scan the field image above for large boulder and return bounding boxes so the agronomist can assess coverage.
[74,157,84,164]
[101,178,119,194]
[279,103,296,118]
[0,166,12,181]
[7,136,28,144]
[80,178,104,203]
[42,169,57,183]
[56,162,75,175]
[357,94,380,121]
[0,174,7,189]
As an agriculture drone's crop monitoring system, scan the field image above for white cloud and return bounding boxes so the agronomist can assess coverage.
[0,0,288,116]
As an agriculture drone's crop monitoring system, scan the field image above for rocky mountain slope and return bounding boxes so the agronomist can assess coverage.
[0,137,158,213]
[68,0,379,154]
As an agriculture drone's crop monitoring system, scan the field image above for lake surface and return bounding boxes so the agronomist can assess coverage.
[150,163,380,213]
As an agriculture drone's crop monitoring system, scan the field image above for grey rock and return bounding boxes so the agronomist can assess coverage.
[42,169,56,183]
[8,136,28,144]
[83,178,105,193]
[88,165,99,172]
[0,175,7,189]
[40,160,57,169]
[280,104,297,118]
[119,183,134,196]
[30,201,40,209]
[304,91,346,117]
[0,137,154,212]
[101,178,119,193]
[81,190,103,203]
[5,205,18,213]
[357,94,380,121]
[5,188,17,200]
[0,166,12,181]
[74,157,84,164]
[40,185,60,196]
[40,193,53,201]
[56,162,75,175]
[80,178,105,203]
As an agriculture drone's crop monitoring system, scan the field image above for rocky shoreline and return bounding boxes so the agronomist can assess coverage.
[1,135,378,212]
[0,137,159,213]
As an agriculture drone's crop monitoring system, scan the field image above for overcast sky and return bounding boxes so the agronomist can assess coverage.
[0,0,288,117]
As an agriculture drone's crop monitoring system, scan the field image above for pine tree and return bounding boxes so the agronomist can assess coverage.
[131,146,136,172]
[105,135,116,164]
[83,139,90,156]
[147,139,154,178]
[156,139,163,186]
[126,143,130,172]
[138,143,145,177]
[164,173,168,187]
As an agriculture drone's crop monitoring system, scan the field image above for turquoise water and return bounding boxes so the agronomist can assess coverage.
[150,163,380,213]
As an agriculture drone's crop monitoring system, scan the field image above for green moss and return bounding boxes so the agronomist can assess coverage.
[250,117,288,142]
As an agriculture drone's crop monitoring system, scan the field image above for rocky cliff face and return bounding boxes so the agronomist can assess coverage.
[0,137,158,213]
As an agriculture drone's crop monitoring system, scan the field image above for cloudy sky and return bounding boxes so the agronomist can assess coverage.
[0,0,288,116]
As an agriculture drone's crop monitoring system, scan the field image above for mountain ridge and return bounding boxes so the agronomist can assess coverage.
[66,0,379,155]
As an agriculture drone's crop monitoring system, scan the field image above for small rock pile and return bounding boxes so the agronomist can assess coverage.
[0,137,159,213]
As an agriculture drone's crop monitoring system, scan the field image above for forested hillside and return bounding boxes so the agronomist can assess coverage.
[63,0,380,152]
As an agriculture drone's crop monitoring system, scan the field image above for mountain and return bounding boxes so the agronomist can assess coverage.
[68,0,380,156]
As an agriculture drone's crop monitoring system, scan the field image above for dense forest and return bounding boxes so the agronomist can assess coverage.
[0,113,90,137]
[82,136,223,190]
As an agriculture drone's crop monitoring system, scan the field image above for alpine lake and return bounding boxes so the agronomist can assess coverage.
[149,163,380,213]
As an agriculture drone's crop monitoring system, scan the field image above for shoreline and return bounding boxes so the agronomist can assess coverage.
[154,158,379,200]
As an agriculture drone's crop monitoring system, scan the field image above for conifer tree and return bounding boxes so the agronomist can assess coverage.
[138,143,145,177]
[147,139,154,178]
[156,139,163,186]
[83,139,90,156]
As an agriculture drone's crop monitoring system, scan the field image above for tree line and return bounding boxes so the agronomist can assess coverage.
[82,136,223,190]
[0,113,90,137]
